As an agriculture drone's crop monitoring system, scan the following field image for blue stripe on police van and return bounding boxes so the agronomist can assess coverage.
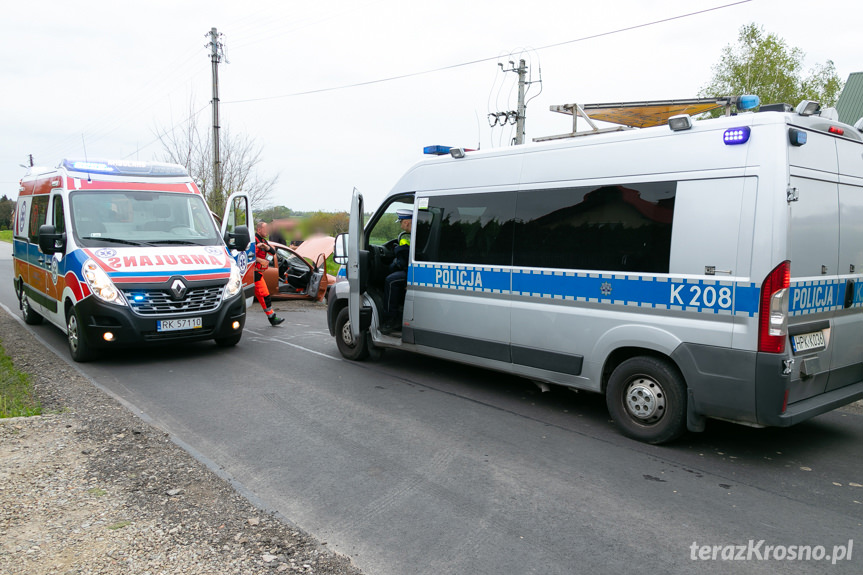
[410,263,761,317]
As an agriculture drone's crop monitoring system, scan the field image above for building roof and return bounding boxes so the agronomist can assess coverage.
[837,72,863,125]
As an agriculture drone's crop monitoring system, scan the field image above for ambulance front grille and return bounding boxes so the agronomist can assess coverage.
[123,286,224,315]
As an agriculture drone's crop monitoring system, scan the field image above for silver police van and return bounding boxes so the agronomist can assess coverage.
[328,99,863,443]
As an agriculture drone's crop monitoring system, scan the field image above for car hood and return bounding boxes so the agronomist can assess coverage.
[293,235,335,261]
[83,245,234,284]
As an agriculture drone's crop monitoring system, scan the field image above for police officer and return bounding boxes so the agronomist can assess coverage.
[254,221,285,326]
[382,208,412,332]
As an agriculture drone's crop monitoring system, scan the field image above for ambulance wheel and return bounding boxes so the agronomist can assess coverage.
[21,293,43,325]
[606,356,686,444]
[66,307,95,363]
[215,334,242,347]
[335,307,368,361]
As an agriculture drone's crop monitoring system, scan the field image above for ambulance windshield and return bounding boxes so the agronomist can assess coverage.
[70,191,221,247]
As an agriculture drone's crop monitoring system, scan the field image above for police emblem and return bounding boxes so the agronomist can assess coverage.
[600,282,613,296]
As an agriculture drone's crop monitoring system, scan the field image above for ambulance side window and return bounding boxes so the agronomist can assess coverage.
[28,195,49,244]
[52,196,66,234]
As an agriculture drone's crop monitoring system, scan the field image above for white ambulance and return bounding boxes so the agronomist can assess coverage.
[12,159,256,361]
[329,98,863,443]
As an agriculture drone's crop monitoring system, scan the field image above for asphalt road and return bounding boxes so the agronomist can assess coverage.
[2,241,862,575]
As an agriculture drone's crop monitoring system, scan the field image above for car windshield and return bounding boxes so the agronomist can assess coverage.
[276,248,309,269]
[70,191,221,247]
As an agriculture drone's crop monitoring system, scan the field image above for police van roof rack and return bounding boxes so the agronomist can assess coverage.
[533,97,740,142]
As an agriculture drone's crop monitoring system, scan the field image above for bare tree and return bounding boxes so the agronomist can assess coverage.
[155,99,278,214]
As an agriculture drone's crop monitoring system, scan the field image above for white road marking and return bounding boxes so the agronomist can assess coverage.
[245,328,341,361]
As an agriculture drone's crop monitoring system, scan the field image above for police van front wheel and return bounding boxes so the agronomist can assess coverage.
[66,307,95,363]
[606,356,686,444]
[335,307,368,361]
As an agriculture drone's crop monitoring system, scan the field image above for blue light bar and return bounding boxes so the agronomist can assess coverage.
[61,158,188,177]
[736,95,760,110]
[423,145,451,156]
[723,127,751,145]
[789,128,807,147]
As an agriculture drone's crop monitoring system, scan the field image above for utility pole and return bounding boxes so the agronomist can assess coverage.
[489,59,536,145]
[514,59,527,145]
[208,27,225,213]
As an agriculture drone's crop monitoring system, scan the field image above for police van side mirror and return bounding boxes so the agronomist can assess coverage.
[334,233,349,265]
[38,224,66,255]
[225,225,251,251]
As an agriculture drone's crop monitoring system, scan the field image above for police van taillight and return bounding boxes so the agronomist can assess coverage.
[758,261,791,353]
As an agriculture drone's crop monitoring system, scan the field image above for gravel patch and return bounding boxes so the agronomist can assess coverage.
[0,307,362,575]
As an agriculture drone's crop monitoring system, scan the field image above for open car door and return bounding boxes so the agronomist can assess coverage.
[307,253,327,301]
[347,188,364,340]
[220,192,255,304]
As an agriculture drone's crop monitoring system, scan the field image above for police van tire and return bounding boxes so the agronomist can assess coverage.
[335,307,368,361]
[606,356,686,444]
[66,307,95,363]
[21,293,43,325]
[215,334,242,347]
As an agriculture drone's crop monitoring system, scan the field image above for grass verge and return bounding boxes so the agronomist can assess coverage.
[0,230,12,243]
[0,340,42,418]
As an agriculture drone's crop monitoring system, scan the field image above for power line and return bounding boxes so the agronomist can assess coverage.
[223,0,752,105]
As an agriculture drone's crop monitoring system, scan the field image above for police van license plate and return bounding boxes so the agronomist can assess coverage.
[157,317,202,332]
[791,331,825,353]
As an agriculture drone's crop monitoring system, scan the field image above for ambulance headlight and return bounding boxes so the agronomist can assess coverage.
[82,259,126,306]
[223,261,242,300]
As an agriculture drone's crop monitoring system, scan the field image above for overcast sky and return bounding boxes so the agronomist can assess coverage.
[2,0,860,212]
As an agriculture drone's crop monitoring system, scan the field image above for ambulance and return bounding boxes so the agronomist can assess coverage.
[12,158,256,361]
[328,97,863,443]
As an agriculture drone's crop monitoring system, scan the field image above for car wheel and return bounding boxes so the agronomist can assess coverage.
[335,307,368,361]
[606,356,686,444]
[21,292,43,325]
[215,333,242,347]
[66,306,95,362]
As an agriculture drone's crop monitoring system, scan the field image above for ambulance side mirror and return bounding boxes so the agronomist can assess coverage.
[225,225,251,251]
[38,224,66,255]
[334,233,349,265]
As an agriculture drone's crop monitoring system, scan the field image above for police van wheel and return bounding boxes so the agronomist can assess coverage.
[66,307,95,363]
[21,293,43,325]
[335,307,368,361]
[606,356,686,444]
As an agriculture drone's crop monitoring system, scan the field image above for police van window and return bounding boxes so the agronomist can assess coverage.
[415,192,515,266]
[514,182,676,273]
[52,196,65,234]
[28,195,49,243]
[368,197,414,246]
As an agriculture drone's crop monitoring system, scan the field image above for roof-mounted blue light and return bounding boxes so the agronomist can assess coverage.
[61,158,188,177]
[423,145,451,156]
[723,127,751,145]
[736,95,760,111]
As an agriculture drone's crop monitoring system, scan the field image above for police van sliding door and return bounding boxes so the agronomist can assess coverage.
[411,192,515,364]
[787,128,839,399]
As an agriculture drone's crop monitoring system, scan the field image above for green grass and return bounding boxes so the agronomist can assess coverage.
[0,230,12,243]
[325,254,340,276]
[0,342,41,418]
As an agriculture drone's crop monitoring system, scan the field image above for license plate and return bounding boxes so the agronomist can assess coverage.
[791,330,826,353]
[157,317,202,332]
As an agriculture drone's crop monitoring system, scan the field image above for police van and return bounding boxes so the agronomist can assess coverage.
[327,98,863,443]
[12,158,256,361]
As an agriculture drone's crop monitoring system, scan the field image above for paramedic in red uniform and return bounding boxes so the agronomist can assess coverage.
[254,221,285,326]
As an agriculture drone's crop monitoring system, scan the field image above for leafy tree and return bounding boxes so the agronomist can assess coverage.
[254,205,295,223]
[155,99,278,215]
[699,23,843,111]
[0,195,14,230]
